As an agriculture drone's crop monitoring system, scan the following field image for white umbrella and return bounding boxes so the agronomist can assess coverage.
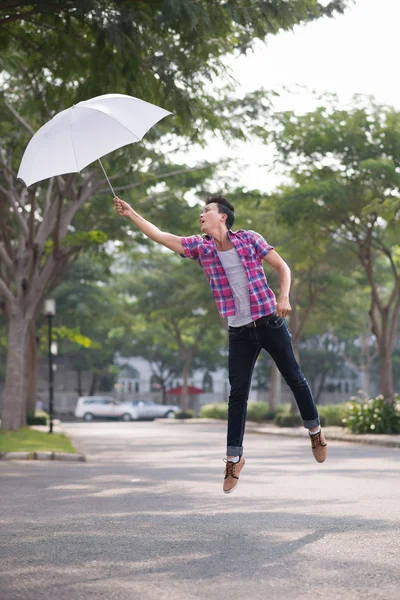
[17,93,172,193]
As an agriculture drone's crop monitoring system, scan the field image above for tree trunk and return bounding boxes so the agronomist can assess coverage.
[76,369,83,396]
[379,346,394,405]
[25,320,38,417]
[359,367,370,398]
[1,312,28,431]
[161,383,167,405]
[180,360,191,412]
[89,372,98,396]
[268,363,281,412]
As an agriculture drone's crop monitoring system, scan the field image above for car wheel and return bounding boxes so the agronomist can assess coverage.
[121,413,132,422]
[165,410,175,419]
[83,412,94,422]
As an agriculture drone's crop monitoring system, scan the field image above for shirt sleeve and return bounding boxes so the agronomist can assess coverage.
[180,235,203,260]
[249,231,274,259]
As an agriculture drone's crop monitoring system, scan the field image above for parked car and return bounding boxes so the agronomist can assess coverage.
[74,396,130,422]
[74,396,179,422]
[124,400,179,421]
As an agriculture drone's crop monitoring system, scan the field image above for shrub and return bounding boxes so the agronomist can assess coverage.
[200,403,228,420]
[343,394,400,434]
[274,413,303,427]
[274,412,326,428]
[26,416,47,426]
[317,404,347,427]
[246,402,271,423]
[174,410,195,419]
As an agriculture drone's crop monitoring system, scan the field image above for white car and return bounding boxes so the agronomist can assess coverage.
[124,400,179,421]
[74,396,179,422]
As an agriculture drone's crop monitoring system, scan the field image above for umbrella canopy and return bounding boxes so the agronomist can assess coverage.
[17,93,171,187]
[167,385,204,395]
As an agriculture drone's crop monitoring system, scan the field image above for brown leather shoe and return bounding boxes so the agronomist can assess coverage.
[223,457,245,494]
[310,429,327,463]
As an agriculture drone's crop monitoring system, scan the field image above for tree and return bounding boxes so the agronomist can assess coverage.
[299,333,347,403]
[48,253,128,396]
[116,322,183,404]
[118,249,227,410]
[0,0,351,429]
[270,96,400,403]
[228,188,355,410]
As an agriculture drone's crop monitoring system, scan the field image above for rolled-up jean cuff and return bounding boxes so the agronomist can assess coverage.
[227,446,243,457]
[303,418,320,429]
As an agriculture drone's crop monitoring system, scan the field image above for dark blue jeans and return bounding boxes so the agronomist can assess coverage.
[227,314,319,456]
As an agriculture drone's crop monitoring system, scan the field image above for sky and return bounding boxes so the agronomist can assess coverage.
[183,0,400,194]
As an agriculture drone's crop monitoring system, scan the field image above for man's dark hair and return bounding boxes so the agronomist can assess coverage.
[205,195,235,229]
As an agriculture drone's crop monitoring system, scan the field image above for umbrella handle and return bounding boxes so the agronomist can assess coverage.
[98,159,116,197]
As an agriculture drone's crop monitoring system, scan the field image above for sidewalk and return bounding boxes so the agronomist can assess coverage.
[157,418,400,449]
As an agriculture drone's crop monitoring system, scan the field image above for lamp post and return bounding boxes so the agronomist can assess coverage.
[44,299,56,434]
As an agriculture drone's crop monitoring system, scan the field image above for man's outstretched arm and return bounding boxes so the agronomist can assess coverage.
[114,197,185,255]
[262,249,292,318]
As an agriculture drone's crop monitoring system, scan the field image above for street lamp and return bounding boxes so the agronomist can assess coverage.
[44,298,56,434]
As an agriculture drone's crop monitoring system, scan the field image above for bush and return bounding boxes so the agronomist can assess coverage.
[26,415,47,426]
[274,413,303,427]
[343,394,400,434]
[274,412,327,428]
[317,404,347,427]
[174,410,195,420]
[246,402,271,423]
[200,403,228,420]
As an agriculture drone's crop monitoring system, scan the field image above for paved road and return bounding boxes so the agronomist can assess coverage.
[1,421,400,600]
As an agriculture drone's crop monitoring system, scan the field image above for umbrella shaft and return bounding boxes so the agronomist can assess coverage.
[98,159,116,196]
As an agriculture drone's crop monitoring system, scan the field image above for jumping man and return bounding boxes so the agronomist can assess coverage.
[114,195,327,494]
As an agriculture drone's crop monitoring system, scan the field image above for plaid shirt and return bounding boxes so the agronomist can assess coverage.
[181,229,276,319]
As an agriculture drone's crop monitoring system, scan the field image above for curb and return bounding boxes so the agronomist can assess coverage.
[156,419,400,449]
[0,451,86,461]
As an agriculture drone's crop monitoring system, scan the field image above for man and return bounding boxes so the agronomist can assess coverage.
[114,194,327,494]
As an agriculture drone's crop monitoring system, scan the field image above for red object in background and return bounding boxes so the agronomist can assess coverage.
[167,385,204,395]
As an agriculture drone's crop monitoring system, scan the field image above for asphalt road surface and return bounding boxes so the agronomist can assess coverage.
[1,421,400,600]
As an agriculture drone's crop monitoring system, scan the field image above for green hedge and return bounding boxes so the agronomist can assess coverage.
[26,415,47,426]
[200,403,228,420]
[274,413,303,427]
[247,402,274,423]
[317,404,347,427]
[199,402,291,422]
[274,412,327,428]
[174,410,195,420]
[343,395,400,434]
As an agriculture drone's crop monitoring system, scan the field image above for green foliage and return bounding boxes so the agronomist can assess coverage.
[317,404,347,427]
[174,410,195,419]
[246,402,274,423]
[343,395,400,434]
[200,403,228,420]
[26,416,47,426]
[269,95,400,400]
[274,412,327,427]
[1,1,349,140]
[275,404,291,416]
[199,402,286,422]
[274,413,303,428]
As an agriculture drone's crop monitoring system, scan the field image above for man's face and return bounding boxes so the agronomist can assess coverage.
[199,203,225,233]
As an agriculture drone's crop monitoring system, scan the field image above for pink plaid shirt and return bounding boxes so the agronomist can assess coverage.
[181,229,276,320]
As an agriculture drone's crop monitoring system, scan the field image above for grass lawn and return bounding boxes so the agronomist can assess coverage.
[0,428,77,454]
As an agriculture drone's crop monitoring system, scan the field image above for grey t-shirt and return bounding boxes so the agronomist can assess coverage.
[217,248,252,327]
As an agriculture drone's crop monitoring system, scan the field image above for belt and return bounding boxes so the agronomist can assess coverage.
[243,312,277,328]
